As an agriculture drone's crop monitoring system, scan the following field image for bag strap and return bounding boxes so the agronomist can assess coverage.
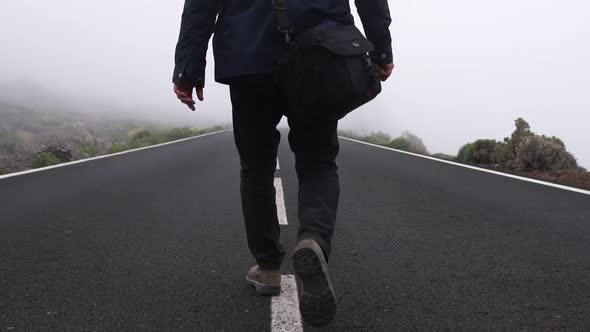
[272,0,294,44]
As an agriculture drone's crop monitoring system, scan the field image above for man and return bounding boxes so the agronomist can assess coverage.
[173,0,393,327]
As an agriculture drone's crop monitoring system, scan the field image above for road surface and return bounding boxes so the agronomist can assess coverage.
[1,130,589,330]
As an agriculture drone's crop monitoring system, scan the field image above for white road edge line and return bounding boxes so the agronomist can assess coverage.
[272,275,303,332]
[0,130,230,181]
[275,177,288,225]
[340,136,590,196]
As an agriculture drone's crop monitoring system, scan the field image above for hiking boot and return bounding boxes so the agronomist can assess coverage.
[292,239,336,327]
[246,265,281,296]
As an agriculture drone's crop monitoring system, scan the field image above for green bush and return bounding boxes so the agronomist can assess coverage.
[128,130,162,148]
[206,125,225,133]
[108,143,129,154]
[362,131,392,145]
[80,146,99,158]
[456,118,581,172]
[510,118,533,143]
[457,139,499,165]
[0,164,9,175]
[494,142,511,166]
[389,137,411,151]
[515,135,577,171]
[162,127,201,142]
[32,152,61,169]
[130,129,153,141]
[401,131,429,155]
[457,143,476,164]
[338,129,362,140]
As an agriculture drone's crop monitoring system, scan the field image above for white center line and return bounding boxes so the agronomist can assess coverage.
[274,177,288,225]
[272,160,302,331]
[272,275,303,332]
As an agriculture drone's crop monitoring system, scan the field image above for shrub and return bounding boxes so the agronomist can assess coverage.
[457,139,498,165]
[108,143,128,154]
[162,127,201,142]
[515,135,577,171]
[128,130,161,148]
[0,164,8,175]
[338,129,362,140]
[32,152,61,169]
[543,135,565,149]
[207,125,225,133]
[511,118,533,143]
[389,137,411,151]
[362,131,392,145]
[80,146,99,158]
[130,129,153,141]
[127,128,145,138]
[41,146,73,162]
[402,131,429,155]
[457,143,475,164]
[494,142,512,166]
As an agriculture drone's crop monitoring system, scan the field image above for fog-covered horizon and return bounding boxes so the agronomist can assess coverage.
[1,0,588,167]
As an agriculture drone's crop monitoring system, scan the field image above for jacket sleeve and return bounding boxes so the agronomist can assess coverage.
[173,0,220,88]
[354,0,393,67]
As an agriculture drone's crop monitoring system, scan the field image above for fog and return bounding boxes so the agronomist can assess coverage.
[1,0,588,167]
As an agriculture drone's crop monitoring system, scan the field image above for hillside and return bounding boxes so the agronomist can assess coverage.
[0,82,226,175]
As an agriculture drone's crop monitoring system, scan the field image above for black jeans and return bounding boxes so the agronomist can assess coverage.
[230,74,340,270]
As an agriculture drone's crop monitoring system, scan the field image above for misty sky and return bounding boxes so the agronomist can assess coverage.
[1,0,588,167]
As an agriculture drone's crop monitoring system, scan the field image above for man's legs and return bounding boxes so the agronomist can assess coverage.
[230,75,285,271]
[287,118,340,259]
[287,115,340,327]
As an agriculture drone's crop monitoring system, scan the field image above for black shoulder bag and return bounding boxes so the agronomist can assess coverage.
[272,0,382,122]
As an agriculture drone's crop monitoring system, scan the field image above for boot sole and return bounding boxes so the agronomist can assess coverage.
[246,276,281,296]
[292,241,336,327]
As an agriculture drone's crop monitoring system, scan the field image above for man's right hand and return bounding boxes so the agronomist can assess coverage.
[174,80,204,111]
[377,63,394,82]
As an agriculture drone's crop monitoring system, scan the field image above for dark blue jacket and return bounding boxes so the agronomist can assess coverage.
[173,0,393,88]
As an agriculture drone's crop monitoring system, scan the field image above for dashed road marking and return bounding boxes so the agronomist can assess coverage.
[272,275,303,332]
[274,177,288,225]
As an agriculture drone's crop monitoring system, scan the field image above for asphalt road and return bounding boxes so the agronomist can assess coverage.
[1,130,589,331]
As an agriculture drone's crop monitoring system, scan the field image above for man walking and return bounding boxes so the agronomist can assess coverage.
[173,0,393,326]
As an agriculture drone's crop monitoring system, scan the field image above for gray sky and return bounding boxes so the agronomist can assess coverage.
[1,0,588,167]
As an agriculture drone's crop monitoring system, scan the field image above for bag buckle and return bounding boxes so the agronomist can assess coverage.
[273,0,287,10]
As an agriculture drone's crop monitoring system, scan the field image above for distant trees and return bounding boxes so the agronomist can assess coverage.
[456,118,579,172]
[398,131,429,155]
